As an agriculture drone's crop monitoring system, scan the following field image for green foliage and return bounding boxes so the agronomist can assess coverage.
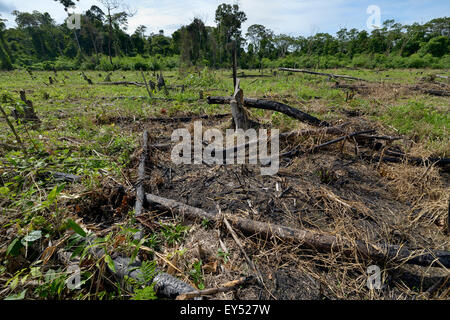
[130,285,158,300]
[0,5,447,70]
[420,36,449,57]
[160,223,189,246]
[217,249,230,263]
[189,260,205,290]
[128,261,159,300]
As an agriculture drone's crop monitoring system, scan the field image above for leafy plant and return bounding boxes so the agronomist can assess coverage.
[217,249,230,263]
[160,223,189,246]
[189,260,205,290]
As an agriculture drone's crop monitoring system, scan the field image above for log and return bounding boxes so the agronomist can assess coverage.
[57,238,196,299]
[279,67,368,82]
[144,193,450,268]
[98,81,146,87]
[333,83,368,91]
[51,172,82,183]
[207,96,329,127]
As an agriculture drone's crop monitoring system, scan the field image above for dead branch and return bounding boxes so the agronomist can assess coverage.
[134,130,150,241]
[207,96,329,127]
[145,193,450,268]
[223,214,264,285]
[140,70,153,98]
[98,81,146,87]
[175,276,254,300]
[217,124,350,159]
[281,130,376,158]
[0,105,27,155]
[410,86,450,96]
[364,153,450,168]
[279,67,368,82]
[81,71,93,85]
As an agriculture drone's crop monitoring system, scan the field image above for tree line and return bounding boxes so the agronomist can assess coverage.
[0,0,448,71]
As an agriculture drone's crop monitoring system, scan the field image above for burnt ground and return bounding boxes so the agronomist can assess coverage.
[73,113,449,300]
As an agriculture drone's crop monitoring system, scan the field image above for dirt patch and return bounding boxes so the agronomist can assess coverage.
[72,185,134,228]
[123,116,449,299]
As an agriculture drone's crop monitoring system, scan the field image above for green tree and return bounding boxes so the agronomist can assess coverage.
[214,3,247,65]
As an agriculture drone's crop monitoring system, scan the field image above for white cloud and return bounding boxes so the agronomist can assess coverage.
[0,0,448,37]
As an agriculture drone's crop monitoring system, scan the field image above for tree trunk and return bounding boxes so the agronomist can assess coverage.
[144,193,450,268]
[108,8,113,65]
[207,96,329,127]
[230,79,250,130]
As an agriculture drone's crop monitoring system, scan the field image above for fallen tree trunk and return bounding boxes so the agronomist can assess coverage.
[145,193,450,268]
[58,234,197,299]
[279,67,368,82]
[207,96,329,127]
[98,81,146,87]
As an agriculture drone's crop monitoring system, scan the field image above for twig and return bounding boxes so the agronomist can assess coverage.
[280,130,376,158]
[219,206,264,285]
[140,69,153,98]
[0,105,27,155]
[176,276,254,300]
[279,67,368,82]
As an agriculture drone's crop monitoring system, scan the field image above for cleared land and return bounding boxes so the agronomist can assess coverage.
[0,68,448,300]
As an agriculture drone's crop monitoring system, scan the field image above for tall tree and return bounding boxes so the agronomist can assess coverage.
[214,3,247,65]
[246,24,274,71]
[98,0,121,64]
[0,15,12,69]
[54,0,83,56]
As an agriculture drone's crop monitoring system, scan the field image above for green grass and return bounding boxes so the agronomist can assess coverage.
[382,100,448,140]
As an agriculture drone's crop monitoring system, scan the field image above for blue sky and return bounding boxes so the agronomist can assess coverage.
[0,0,448,36]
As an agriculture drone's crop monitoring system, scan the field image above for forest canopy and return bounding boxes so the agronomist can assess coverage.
[0,1,448,71]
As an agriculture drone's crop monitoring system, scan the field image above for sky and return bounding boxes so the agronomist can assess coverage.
[0,0,448,37]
